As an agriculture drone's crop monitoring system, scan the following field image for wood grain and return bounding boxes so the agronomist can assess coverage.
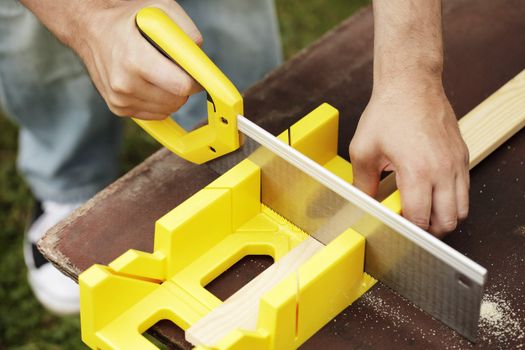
[186,238,323,347]
[459,69,525,169]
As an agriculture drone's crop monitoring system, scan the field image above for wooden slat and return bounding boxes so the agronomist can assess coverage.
[459,69,525,169]
[186,238,323,346]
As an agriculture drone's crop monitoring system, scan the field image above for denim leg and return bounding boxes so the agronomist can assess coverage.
[0,0,122,203]
[174,0,283,129]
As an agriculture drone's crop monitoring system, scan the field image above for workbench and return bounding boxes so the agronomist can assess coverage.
[41,0,525,349]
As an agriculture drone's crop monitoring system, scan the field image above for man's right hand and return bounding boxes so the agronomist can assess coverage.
[22,0,203,120]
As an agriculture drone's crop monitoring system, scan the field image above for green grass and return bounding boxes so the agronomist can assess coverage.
[276,0,370,58]
[0,1,368,348]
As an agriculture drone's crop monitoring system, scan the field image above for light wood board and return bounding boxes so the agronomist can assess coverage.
[460,70,525,169]
[185,238,323,346]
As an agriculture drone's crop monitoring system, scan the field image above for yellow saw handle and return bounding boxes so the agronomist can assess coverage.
[133,7,242,164]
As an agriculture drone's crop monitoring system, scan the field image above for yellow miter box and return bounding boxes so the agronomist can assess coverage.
[79,103,382,350]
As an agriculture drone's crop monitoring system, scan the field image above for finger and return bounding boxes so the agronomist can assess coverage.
[352,163,381,198]
[133,40,202,96]
[123,96,189,119]
[398,171,433,231]
[105,72,190,117]
[127,78,190,113]
[456,170,470,222]
[114,103,177,120]
[132,110,171,120]
[429,177,458,237]
[349,138,383,197]
[108,91,188,119]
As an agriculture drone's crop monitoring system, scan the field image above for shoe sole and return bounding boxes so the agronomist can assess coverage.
[27,272,79,315]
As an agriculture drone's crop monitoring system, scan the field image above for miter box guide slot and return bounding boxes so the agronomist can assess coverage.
[78,103,402,350]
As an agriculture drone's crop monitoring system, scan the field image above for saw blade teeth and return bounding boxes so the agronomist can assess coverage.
[261,204,322,244]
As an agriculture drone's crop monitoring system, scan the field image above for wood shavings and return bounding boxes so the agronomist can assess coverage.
[479,290,524,348]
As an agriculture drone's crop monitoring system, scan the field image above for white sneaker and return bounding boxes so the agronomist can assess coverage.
[24,201,82,315]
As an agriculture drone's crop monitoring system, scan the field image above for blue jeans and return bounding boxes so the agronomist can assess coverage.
[0,0,282,203]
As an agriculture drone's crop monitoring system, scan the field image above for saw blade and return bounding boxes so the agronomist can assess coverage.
[207,114,486,341]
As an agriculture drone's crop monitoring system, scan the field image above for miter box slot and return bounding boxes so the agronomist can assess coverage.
[78,103,392,350]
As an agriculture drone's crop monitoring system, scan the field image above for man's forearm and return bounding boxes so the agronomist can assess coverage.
[372,0,443,86]
[352,0,469,236]
[19,0,202,121]
[20,0,102,46]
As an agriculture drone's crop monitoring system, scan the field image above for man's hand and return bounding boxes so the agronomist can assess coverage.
[21,0,202,120]
[351,0,470,236]
[350,74,469,236]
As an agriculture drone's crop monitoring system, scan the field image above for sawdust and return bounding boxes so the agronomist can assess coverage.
[514,226,525,237]
[478,290,524,348]
[358,291,472,349]
[360,292,410,328]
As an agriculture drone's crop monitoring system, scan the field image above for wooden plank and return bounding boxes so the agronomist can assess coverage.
[185,70,525,347]
[186,238,323,346]
[459,70,525,169]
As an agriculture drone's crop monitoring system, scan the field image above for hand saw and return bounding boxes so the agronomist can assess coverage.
[133,7,486,341]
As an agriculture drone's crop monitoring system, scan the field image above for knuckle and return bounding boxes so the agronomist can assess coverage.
[405,214,430,230]
[175,77,193,96]
[462,146,470,166]
[109,76,132,94]
[349,140,368,162]
[455,148,469,167]
[107,93,127,109]
[414,220,430,231]
[436,157,455,174]
[409,161,430,179]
